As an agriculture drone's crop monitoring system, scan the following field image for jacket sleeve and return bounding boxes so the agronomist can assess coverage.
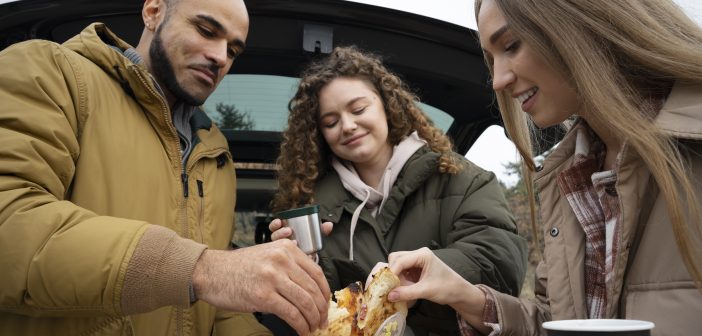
[484,261,551,336]
[0,41,204,317]
[435,167,528,295]
[409,165,528,332]
[214,310,273,335]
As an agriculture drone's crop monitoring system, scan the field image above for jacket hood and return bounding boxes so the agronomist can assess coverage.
[63,23,144,96]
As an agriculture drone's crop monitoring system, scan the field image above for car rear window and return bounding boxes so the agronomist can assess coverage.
[203,74,454,132]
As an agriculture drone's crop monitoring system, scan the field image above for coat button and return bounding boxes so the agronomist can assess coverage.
[550,227,559,237]
[536,165,544,172]
[605,186,618,196]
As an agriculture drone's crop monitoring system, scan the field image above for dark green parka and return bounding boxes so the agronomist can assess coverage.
[316,146,528,335]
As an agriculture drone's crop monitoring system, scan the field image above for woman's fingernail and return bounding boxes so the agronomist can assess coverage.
[388,291,398,302]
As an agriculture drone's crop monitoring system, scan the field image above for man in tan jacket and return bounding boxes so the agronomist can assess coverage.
[0,0,329,335]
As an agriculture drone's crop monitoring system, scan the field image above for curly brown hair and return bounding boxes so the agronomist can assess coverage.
[272,46,461,212]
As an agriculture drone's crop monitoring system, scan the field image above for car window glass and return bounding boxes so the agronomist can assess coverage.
[204,74,454,132]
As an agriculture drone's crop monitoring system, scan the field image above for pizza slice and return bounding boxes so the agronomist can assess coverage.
[357,267,408,336]
[312,267,407,336]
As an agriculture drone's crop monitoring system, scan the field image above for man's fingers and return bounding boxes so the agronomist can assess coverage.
[292,251,330,325]
[278,244,329,327]
[320,221,333,236]
[278,270,323,333]
[268,293,312,336]
[295,249,331,300]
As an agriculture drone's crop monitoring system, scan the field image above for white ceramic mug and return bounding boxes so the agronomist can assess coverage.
[542,319,654,336]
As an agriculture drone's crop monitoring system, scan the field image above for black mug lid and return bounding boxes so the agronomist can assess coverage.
[275,204,319,219]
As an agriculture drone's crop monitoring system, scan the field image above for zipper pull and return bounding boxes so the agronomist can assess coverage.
[181,173,189,198]
[197,180,204,197]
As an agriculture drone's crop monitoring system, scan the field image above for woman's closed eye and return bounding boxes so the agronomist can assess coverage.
[352,106,366,115]
[321,117,338,128]
[504,40,521,54]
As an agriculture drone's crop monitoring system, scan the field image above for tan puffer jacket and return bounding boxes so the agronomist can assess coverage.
[0,23,270,336]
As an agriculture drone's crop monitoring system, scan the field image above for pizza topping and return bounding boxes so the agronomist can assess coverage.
[358,303,368,321]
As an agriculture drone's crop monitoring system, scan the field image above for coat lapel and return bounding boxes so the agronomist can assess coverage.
[536,123,588,318]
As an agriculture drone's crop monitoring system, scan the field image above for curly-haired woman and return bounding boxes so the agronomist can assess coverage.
[268,46,528,334]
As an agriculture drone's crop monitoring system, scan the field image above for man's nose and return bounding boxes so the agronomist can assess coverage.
[205,41,228,68]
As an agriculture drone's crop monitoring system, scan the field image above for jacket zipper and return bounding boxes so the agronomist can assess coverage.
[130,68,188,336]
[197,180,205,243]
[181,170,189,239]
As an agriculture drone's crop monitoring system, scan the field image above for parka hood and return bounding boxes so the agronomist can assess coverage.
[63,23,144,96]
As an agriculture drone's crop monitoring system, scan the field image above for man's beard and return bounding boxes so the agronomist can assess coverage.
[149,26,205,106]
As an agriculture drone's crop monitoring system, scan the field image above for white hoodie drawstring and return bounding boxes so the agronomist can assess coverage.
[376,168,393,215]
[349,189,371,261]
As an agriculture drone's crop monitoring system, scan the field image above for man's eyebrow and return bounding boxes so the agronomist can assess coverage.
[195,14,247,50]
[489,25,509,45]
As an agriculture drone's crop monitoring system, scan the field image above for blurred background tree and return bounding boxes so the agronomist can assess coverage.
[214,102,255,130]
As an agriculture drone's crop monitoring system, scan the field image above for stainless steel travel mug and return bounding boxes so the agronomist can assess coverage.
[276,204,324,255]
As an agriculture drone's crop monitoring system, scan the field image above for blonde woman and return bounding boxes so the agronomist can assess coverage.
[382,0,702,335]
[268,46,528,334]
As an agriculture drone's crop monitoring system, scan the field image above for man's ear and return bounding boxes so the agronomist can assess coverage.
[142,0,167,30]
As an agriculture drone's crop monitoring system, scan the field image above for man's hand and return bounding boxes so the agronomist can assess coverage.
[192,240,331,335]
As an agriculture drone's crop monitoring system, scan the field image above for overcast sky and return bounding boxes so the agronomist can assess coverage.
[350,0,702,187]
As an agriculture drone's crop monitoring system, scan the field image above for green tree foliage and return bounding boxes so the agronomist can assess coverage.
[215,102,255,130]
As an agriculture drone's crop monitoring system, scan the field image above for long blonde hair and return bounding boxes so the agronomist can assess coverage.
[272,46,461,212]
[475,0,702,287]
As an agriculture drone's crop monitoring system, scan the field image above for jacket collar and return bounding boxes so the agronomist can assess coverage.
[655,82,702,140]
[536,81,702,182]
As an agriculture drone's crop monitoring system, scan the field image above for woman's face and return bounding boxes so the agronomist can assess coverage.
[477,0,581,128]
[318,77,393,168]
